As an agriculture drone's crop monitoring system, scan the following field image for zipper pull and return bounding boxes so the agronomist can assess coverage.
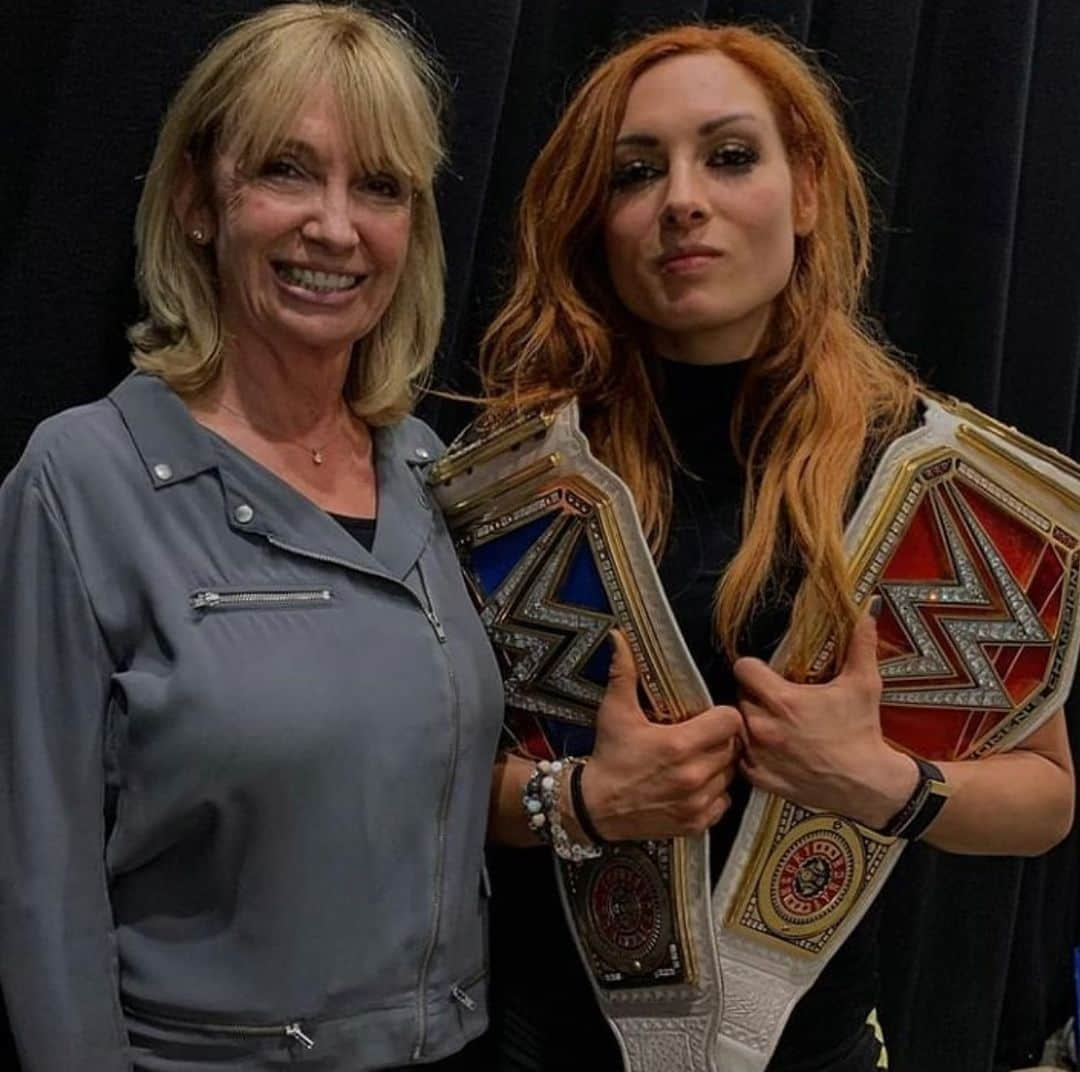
[450,984,478,1012]
[426,609,447,643]
[285,1023,315,1049]
[190,591,221,611]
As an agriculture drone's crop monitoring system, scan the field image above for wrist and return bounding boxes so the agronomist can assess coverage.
[578,761,618,841]
[856,749,921,830]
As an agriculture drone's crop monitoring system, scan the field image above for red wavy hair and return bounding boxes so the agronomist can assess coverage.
[479,24,918,675]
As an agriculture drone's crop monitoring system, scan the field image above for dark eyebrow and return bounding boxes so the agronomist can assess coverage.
[614,112,759,149]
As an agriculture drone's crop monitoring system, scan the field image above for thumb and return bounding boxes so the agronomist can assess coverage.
[842,595,882,680]
[596,629,644,727]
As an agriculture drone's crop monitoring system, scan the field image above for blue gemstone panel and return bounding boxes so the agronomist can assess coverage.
[468,513,556,597]
[581,641,613,686]
[542,719,597,758]
[556,530,611,614]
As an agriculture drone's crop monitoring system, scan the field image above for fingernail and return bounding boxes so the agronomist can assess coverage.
[868,594,883,619]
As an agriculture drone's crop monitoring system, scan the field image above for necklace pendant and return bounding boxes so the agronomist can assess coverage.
[312,449,324,465]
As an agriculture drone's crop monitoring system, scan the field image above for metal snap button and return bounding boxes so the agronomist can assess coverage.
[233,503,254,524]
[153,463,173,481]
[414,447,431,460]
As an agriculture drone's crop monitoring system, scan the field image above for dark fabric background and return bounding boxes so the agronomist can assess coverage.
[3,2,1078,1070]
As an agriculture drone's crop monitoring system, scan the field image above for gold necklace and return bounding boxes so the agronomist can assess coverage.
[215,398,345,466]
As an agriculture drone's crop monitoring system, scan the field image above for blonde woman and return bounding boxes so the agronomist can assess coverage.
[479,24,1074,1071]
[0,5,502,1069]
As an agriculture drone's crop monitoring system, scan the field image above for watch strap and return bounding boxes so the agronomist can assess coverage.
[880,757,950,840]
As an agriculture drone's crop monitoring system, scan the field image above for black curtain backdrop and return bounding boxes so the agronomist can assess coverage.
[3,2,1079,1070]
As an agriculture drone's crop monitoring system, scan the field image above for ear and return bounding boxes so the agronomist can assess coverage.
[791,158,819,237]
[173,153,214,244]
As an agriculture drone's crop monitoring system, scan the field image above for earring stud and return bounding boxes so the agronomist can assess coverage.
[191,227,206,243]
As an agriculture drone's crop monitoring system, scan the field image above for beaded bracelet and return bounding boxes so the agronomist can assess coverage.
[522,757,602,862]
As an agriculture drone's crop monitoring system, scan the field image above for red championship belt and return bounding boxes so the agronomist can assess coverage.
[711,395,1079,1071]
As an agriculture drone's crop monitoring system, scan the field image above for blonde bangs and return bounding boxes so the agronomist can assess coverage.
[218,17,442,192]
[331,42,443,189]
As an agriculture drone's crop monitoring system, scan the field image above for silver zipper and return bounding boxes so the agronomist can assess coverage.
[284,1023,316,1049]
[124,1004,315,1050]
[449,985,478,1012]
[190,588,331,612]
[412,559,460,1058]
[416,560,447,644]
[449,967,487,1013]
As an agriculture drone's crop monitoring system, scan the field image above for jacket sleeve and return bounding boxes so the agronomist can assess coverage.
[0,460,130,1070]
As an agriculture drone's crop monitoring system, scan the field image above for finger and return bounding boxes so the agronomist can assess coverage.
[704,760,737,798]
[840,601,882,683]
[732,655,789,707]
[596,629,644,727]
[738,757,791,799]
[741,705,786,751]
[705,791,733,828]
[684,704,743,751]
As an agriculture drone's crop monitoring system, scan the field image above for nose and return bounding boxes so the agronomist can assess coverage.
[301,183,359,252]
[661,162,711,230]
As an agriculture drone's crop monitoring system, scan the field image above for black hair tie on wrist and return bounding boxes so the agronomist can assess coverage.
[570,760,609,847]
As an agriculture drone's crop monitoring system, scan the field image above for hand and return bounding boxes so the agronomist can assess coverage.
[580,630,744,841]
[733,608,919,829]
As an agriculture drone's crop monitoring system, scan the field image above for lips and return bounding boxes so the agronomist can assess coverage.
[658,245,723,273]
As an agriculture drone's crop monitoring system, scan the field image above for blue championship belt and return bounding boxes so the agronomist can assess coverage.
[428,400,724,1072]
[429,396,1080,1072]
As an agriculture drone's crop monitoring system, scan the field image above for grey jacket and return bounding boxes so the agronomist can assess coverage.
[0,372,504,1070]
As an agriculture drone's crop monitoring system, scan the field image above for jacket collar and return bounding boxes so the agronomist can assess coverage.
[109,371,219,487]
[109,372,436,582]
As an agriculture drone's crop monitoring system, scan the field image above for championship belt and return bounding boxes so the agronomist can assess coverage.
[711,395,1080,1071]
[429,400,724,1072]
[429,395,1079,1072]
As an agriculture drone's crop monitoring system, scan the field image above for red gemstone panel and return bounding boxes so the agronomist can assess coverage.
[875,600,914,663]
[991,646,1013,680]
[957,709,1000,756]
[882,495,954,583]
[1040,580,1064,637]
[956,479,1047,586]
[1027,545,1065,637]
[882,704,977,761]
[508,711,556,761]
[883,704,1008,761]
[1002,644,1052,706]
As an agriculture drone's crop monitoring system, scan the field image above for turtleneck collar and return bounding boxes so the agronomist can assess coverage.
[653,354,751,482]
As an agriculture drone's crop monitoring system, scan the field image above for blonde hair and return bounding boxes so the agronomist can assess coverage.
[480,24,918,676]
[130,2,446,425]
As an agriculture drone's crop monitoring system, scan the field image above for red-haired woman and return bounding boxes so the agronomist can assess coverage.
[479,24,1075,1072]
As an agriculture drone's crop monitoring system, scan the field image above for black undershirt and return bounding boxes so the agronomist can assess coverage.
[485,357,883,1071]
[329,512,376,552]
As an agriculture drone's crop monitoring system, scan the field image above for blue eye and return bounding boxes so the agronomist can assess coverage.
[611,160,662,190]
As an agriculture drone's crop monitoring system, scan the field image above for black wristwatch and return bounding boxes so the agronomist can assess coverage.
[879,757,951,840]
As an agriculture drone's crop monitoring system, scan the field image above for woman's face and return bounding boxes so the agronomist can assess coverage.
[603,52,816,364]
[198,82,413,363]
